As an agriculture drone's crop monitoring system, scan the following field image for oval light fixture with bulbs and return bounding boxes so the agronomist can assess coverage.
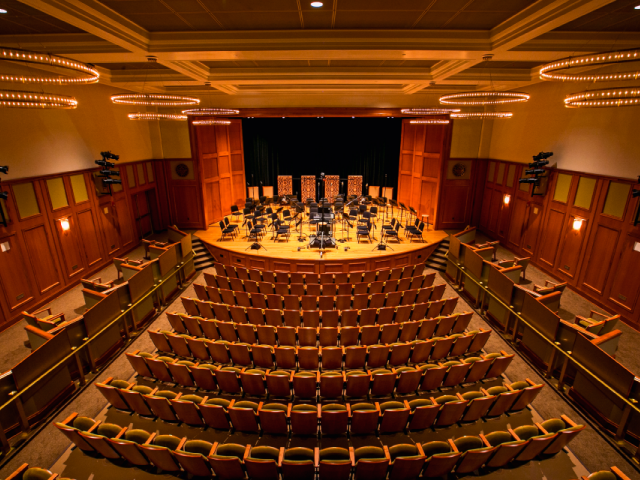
[311,1,323,6]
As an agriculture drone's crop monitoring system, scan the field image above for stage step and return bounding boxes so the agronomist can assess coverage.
[192,237,217,271]
[425,238,450,273]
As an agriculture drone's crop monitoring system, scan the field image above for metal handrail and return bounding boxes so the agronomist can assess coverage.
[0,254,195,451]
[446,255,640,423]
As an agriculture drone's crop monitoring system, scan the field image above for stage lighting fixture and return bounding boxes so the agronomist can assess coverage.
[100,170,120,176]
[519,178,539,184]
[101,151,119,161]
[102,178,121,185]
[525,168,546,175]
[0,166,7,174]
[95,159,115,168]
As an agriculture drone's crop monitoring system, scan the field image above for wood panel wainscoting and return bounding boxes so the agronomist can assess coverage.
[0,160,166,331]
[476,158,640,327]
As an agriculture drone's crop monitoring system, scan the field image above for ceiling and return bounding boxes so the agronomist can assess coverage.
[1,0,639,107]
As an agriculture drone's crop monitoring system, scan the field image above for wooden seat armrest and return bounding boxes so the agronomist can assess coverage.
[592,329,623,346]
[61,412,79,426]
[611,466,632,480]
[448,439,459,452]
[82,288,107,299]
[497,260,514,267]
[479,433,492,448]
[500,265,522,274]
[508,428,521,441]
[574,315,591,325]
[34,307,53,317]
[537,291,561,304]
[314,447,320,467]
[114,426,128,439]
[561,414,578,427]
[349,447,356,466]
[25,325,54,341]
[589,310,609,319]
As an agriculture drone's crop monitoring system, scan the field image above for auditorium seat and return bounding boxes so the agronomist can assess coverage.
[139,433,184,472]
[354,446,390,480]
[4,465,60,480]
[319,447,353,480]
[108,428,152,466]
[209,443,248,479]
[484,430,527,468]
[579,467,631,480]
[574,310,620,335]
[453,435,496,474]
[245,445,281,479]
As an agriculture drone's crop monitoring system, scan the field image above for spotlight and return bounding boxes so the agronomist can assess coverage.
[100,169,120,176]
[101,151,119,161]
[0,166,8,174]
[503,194,511,205]
[573,218,583,231]
[95,159,115,168]
[102,178,122,185]
[519,178,539,184]
[60,218,70,231]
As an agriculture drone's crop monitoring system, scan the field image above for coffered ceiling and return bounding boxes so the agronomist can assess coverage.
[1,0,639,106]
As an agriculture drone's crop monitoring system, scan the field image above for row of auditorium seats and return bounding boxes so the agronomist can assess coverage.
[0,228,195,446]
[95,377,542,431]
[4,463,71,480]
[203,272,435,295]
[145,328,492,368]
[166,311,473,344]
[55,412,585,479]
[211,262,426,285]
[190,285,449,311]
[126,350,514,395]
[181,298,456,327]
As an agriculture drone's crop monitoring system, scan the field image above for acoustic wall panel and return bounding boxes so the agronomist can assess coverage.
[348,175,362,196]
[278,175,293,196]
[324,175,340,200]
[301,175,316,201]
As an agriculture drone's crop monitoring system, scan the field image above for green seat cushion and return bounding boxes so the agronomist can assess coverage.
[355,446,385,461]
[269,370,291,376]
[587,472,617,480]
[250,446,280,460]
[221,366,242,374]
[295,371,316,377]
[197,364,218,371]
[96,423,122,438]
[320,447,350,461]
[132,385,153,394]
[435,395,459,404]
[351,402,376,411]
[156,356,175,363]
[409,399,433,409]
[389,444,419,460]
[510,381,530,390]
[185,439,214,456]
[284,447,314,462]
[485,431,513,446]
[379,401,405,412]
[180,394,203,403]
[513,425,540,440]
[245,369,266,376]
[72,416,95,431]
[215,443,245,459]
[154,435,182,450]
[292,404,317,411]
[177,360,195,366]
[422,441,451,458]
[371,369,391,375]
[321,404,346,412]
[486,386,508,395]
[346,370,367,376]
[462,391,485,401]
[23,468,54,480]
[442,361,461,367]
[463,357,482,364]
[454,436,483,452]
[417,364,439,370]
[154,390,178,400]
[262,403,287,411]
[108,379,130,389]
[234,401,259,411]
[138,352,154,358]
[206,398,230,407]
[541,418,566,433]
[395,366,415,373]
[125,429,151,444]
[484,353,502,359]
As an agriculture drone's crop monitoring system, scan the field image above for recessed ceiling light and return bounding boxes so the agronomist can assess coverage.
[0,8,7,13]
[636,4,640,8]
[311,1,323,7]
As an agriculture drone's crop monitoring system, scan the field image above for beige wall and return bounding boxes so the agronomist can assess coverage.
[488,80,640,180]
[158,120,192,159]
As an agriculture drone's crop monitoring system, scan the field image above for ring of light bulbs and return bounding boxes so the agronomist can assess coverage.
[564,87,640,108]
[540,48,640,83]
[450,112,513,119]
[0,90,78,109]
[409,119,450,124]
[0,47,99,85]
[401,108,461,115]
[192,119,232,125]
[439,91,530,106]
[128,113,187,121]
[111,94,200,106]
[182,108,240,116]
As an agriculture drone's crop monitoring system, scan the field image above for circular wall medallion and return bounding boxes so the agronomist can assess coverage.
[175,163,189,178]
[452,163,467,177]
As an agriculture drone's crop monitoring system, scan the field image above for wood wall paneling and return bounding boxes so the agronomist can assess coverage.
[22,224,61,295]
[0,232,36,312]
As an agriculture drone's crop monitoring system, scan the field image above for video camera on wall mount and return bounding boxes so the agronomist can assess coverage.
[518,151,553,197]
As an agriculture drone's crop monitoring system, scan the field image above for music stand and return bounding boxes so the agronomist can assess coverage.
[295,214,306,242]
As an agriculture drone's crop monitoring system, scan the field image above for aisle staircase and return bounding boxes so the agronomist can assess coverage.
[425,237,449,272]
[192,236,216,271]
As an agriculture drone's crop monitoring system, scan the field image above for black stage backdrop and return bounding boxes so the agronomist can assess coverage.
[242,117,402,199]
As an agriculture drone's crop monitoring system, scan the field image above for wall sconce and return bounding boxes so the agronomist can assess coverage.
[572,218,584,231]
[503,194,511,205]
[60,218,70,232]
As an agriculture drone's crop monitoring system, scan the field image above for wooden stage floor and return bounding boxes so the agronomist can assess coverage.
[196,216,448,264]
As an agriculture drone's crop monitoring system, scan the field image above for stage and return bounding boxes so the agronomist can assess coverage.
[196,216,448,274]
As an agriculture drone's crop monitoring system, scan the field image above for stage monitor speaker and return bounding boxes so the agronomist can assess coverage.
[249,243,262,250]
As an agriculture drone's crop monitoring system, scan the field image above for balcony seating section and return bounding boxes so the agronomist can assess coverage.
[55,412,585,478]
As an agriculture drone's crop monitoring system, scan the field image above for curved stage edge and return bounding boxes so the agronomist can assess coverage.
[196,227,447,273]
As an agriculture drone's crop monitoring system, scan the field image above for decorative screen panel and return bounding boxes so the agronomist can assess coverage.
[277,175,292,196]
[324,175,340,200]
[301,175,316,202]
[348,175,363,196]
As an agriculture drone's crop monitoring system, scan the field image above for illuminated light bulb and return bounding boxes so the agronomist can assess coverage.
[60,219,70,231]
[409,119,450,124]
[503,194,511,205]
[573,218,583,231]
